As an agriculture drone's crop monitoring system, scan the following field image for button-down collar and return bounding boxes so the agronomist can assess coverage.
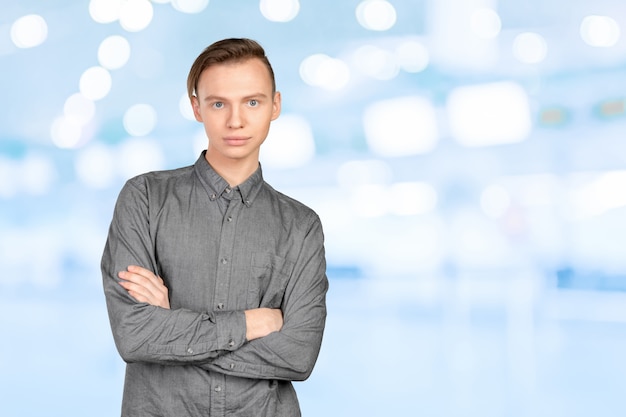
[193,151,263,207]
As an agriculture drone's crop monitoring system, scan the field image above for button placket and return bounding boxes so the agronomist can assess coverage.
[214,199,239,362]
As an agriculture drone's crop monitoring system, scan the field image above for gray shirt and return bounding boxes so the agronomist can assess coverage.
[101,152,328,417]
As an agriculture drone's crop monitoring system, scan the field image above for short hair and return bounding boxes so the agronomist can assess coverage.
[187,38,276,100]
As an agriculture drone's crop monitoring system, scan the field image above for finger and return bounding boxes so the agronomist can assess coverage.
[126,289,145,303]
[119,280,155,301]
[118,270,159,292]
[119,277,169,308]
[127,265,157,281]
[119,274,161,300]
[126,289,157,306]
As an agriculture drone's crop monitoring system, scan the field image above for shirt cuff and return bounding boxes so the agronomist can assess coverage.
[214,310,246,351]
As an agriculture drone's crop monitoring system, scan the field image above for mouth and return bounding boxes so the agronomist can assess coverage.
[223,136,250,146]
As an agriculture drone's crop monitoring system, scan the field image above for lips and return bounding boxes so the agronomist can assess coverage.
[223,136,250,146]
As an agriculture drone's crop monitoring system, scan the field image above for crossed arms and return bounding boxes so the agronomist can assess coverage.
[118,265,283,342]
[102,178,328,381]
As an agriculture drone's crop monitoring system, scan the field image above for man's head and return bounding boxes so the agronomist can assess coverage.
[187,38,276,100]
[188,38,281,177]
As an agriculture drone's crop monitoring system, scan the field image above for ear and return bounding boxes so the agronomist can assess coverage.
[191,96,202,122]
[271,91,281,121]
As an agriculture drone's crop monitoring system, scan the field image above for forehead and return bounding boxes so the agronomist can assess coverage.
[196,58,273,95]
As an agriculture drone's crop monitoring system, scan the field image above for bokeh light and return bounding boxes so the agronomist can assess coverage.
[571,170,626,218]
[10,14,48,48]
[119,0,154,32]
[363,96,438,156]
[260,0,300,22]
[89,0,123,24]
[356,0,397,31]
[171,0,210,14]
[580,15,621,48]
[447,81,531,147]
[513,32,548,64]
[79,66,112,101]
[64,93,96,126]
[299,53,350,90]
[123,103,158,137]
[51,116,83,149]
[261,114,315,169]
[98,35,131,70]
[470,7,501,40]
[395,39,429,73]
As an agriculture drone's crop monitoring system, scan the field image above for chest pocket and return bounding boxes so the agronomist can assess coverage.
[248,252,294,308]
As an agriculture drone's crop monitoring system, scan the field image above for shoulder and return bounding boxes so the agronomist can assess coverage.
[124,165,194,192]
[115,165,194,207]
[261,182,320,225]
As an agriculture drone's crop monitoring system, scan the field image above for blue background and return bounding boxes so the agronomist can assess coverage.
[2,1,626,416]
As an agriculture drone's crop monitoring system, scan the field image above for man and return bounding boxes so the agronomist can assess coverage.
[101,38,328,417]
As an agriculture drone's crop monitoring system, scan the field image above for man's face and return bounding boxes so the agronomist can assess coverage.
[192,58,281,168]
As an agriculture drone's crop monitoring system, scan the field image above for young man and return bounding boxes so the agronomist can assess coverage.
[101,38,328,416]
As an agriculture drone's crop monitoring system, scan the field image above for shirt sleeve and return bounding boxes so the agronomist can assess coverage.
[199,214,329,381]
[101,178,247,365]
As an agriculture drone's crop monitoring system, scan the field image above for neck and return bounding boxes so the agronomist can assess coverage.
[204,151,258,187]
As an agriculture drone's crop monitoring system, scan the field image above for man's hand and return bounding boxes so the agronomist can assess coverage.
[244,308,283,341]
[118,266,282,339]
[118,265,170,309]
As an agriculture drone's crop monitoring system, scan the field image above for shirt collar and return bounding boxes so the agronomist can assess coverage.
[193,151,264,207]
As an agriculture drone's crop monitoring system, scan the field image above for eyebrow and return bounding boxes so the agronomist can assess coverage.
[203,93,269,102]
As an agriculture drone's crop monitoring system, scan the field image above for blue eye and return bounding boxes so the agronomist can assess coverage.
[213,102,224,109]
[248,99,258,107]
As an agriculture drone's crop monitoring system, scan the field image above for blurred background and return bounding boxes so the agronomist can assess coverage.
[2,0,626,416]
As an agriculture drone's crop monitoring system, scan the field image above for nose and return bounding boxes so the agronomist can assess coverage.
[227,106,243,128]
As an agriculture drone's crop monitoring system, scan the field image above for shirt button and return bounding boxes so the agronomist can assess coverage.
[221,258,227,264]
[229,363,235,369]
[227,216,233,222]
[215,386,222,392]
[225,187,232,193]
[210,193,217,200]
[187,348,194,354]
[228,340,235,347]
[217,303,224,309]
